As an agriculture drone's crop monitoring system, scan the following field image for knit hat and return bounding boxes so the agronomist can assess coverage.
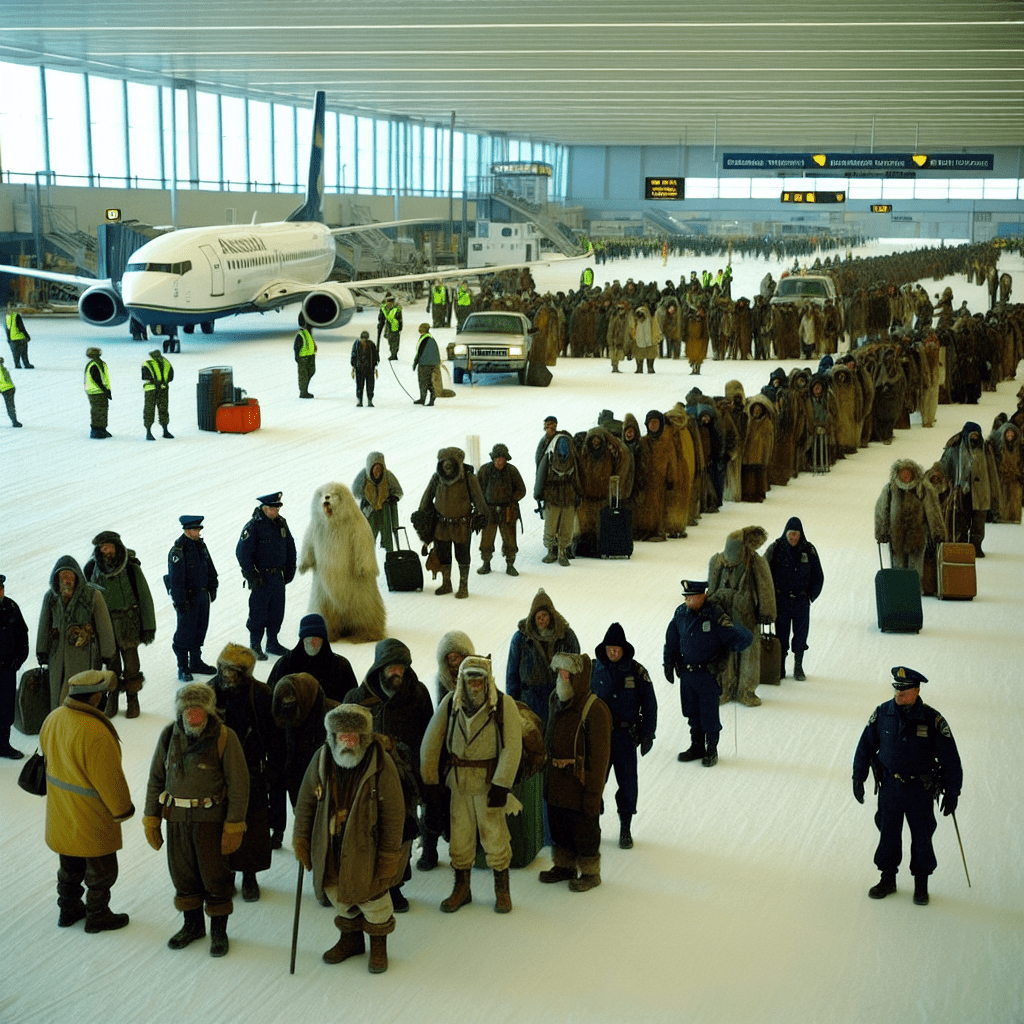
[298,613,328,640]
[490,443,511,461]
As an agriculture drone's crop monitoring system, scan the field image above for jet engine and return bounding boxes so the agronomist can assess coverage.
[301,287,356,330]
[79,285,129,327]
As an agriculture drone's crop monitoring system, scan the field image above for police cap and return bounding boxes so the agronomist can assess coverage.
[681,579,708,596]
[258,492,283,508]
[891,665,928,690]
[179,515,204,529]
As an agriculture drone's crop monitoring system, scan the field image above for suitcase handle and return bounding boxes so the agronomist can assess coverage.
[393,525,412,551]
[608,474,620,509]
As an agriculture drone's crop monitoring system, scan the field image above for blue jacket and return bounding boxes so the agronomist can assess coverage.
[590,654,657,742]
[663,600,752,678]
[235,507,297,583]
[167,534,218,607]
[764,517,824,604]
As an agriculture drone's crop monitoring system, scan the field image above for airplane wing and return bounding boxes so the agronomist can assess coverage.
[250,277,354,312]
[348,253,586,293]
[329,218,439,236]
[0,264,107,289]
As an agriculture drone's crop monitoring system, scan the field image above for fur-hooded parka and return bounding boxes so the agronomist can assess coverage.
[435,629,475,702]
[353,451,403,516]
[575,426,635,554]
[874,459,945,574]
[633,410,676,540]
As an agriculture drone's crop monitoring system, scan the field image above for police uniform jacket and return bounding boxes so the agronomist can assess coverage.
[590,652,657,743]
[664,600,753,678]
[853,697,962,796]
[168,534,219,608]
[765,535,824,605]
[236,507,297,584]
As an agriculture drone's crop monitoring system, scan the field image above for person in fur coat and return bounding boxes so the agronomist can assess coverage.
[606,301,633,373]
[684,301,710,373]
[352,452,403,553]
[874,459,946,591]
[632,410,676,541]
[631,304,658,373]
[420,655,523,914]
[663,403,696,536]
[574,427,635,557]
[831,364,862,456]
[292,704,406,973]
[707,527,776,707]
[540,652,611,892]
[940,422,1001,556]
[655,296,682,359]
[989,421,1023,523]
[299,483,386,642]
[534,431,581,566]
[740,393,775,503]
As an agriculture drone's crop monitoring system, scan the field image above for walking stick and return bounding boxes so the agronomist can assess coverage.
[951,811,971,888]
[289,863,304,974]
[733,700,738,756]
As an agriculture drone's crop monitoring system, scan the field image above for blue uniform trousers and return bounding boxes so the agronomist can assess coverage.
[606,725,639,817]
[775,593,810,660]
[874,778,938,877]
[173,591,210,664]
[679,668,722,738]
[246,574,285,643]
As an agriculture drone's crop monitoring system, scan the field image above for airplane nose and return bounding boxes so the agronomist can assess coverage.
[121,273,170,308]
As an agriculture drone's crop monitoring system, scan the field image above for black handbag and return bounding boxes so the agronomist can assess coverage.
[18,750,47,796]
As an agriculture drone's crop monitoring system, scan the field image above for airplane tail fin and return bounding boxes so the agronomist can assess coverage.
[287,90,326,223]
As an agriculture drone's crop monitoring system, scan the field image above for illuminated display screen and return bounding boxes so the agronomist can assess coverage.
[780,191,846,204]
[871,204,894,213]
[645,177,684,200]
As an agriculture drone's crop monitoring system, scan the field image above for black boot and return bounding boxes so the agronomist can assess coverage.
[266,636,289,656]
[209,914,229,957]
[868,872,898,899]
[145,427,155,441]
[168,908,206,949]
[618,814,634,849]
[677,730,705,762]
[701,735,719,767]
[913,875,929,906]
[104,690,120,718]
[162,426,174,438]
[780,657,787,680]
[250,640,268,661]
[190,652,216,674]
[241,872,260,902]
[793,656,806,681]
[389,885,409,913]
[416,833,439,871]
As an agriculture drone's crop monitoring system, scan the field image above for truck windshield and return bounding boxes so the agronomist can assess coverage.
[462,315,522,334]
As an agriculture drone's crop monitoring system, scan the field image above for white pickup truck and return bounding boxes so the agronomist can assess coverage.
[447,311,534,384]
[769,274,839,308]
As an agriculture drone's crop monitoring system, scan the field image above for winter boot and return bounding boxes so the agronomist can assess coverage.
[177,668,193,683]
[104,690,120,718]
[440,868,473,912]
[270,829,284,850]
[209,914,229,957]
[493,869,512,914]
[793,656,806,681]
[913,875,929,906]
[189,652,216,674]
[477,559,492,575]
[647,359,656,373]
[145,427,155,441]
[58,903,87,928]
[162,426,174,439]
[618,814,634,849]
[364,916,395,974]
[356,398,363,407]
[569,856,602,892]
[250,641,268,661]
[780,657,787,680]
[241,872,260,902]
[435,567,453,596]
[455,563,470,599]
[739,690,762,707]
[266,636,289,656]
[168,908,206,949]
[506,559,519,577]
[413,395,425,405]
[125,693,141,719]
[84,905,130,933]
[416,833,439,871]
[635,362,643,374]
[868,872,898,899]
[539,846,576,884]
[389,885,409,913]
[558,549,570,567]
[542,547,558,563]
[426,391,435,406]
[677,730,706,762]
[323,915,365,964]
[701,735,719,768]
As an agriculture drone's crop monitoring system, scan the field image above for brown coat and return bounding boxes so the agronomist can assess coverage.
[418,447,488,545]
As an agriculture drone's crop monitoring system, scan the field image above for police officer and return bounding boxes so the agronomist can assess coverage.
[852,666,963,906]
[85,347,112,439]
[235,492,296,660]
[378,294,403,361]
[663,579,753,767]
[141,349,174,440]
[294,314,316,398]
[590,622,657,849]
[168,516,219,682]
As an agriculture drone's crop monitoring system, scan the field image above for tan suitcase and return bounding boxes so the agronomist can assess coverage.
[937,542,976,600]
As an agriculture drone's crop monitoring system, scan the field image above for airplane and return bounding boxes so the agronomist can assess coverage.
[0,90,572,339]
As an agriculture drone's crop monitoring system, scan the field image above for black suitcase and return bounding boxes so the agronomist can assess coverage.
[599,475,633,558]
[385,526,423,592]
[875,547,922,633]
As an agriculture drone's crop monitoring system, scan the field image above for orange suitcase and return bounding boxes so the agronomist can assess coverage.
[216,397,261,433]
[936,541,976,600]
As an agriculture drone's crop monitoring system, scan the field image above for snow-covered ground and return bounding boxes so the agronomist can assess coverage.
[2,244,1021,1024]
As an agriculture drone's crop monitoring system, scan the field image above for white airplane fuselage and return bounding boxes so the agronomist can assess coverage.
[121,221,342,328]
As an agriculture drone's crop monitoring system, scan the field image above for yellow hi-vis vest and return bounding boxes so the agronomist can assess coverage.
[432,285,447,306]
[382,306,401,332]
[457,287,472,306]
[296,328,316,357]
[143,356,171,391]
[5,313,27,341]
[0,362,14,392]
[85,359,110,395]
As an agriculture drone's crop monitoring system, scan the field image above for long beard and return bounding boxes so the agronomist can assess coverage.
[556,676,575,703]
[464,685,487,711]
[183,717,207,737]
[332,745,364,768]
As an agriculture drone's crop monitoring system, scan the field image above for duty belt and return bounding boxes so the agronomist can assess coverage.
[891,772,922,783]
[261,567,285,575]
[159,790,224,809]
[682,662,709,673]
[615,721,637,730]
[448,754,496,770]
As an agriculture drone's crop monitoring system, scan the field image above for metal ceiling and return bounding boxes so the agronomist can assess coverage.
[4,1,1023,150]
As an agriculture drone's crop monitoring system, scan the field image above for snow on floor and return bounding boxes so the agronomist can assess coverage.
[2,245,1022,1024]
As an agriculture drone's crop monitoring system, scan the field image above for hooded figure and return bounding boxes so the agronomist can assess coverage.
[989,421,1023,523]
[875,459,946,589]
[420,655,523,914]
[83,531,156,719]
[574,427,635,557]
[37,555,116,710]
[719,381,747,501]
[211,643,274,902]
[632,410,676,541]
[707,527,776,706]
[266,613,357,705]
[540,652,611,892]
[764,517,824,680]
[940,422,1001,556]
[534,431,581,566]
[663,403,697,536]
[292,704,406,973]
[506,589,580,725]
[740,393,776,502]
[589,623,657,849]
[631,304,657,373]
[352,452,403,553]
[655,296,682,359]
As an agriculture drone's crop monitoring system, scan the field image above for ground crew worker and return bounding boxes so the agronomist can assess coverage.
[4,303,33,368]
[454,282,473,329]
[427,280,450,329]
[85,347,112,439]
[294,314,316,398]
[0,357,22,427]
[378,294,403,360]
[412,323,440,406]
[142,349,174,440]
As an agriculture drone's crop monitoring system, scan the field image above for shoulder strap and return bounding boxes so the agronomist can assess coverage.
[573,693,598,762]
[217,722,228,761]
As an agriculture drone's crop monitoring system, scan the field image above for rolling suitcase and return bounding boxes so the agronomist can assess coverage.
[599,476,633,559]
[385,527,423,592]
[759,626,782,685]
[475,770,544,870]
[936,541,976,600]
[875,545,922,633]
[14,667,50,736]
[215,397,261,433]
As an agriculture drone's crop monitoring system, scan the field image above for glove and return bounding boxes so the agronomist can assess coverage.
[104,389,113,400]
[375,370,379,378]
[143,815,163,851]
[853,779,865,804]
[208,588,217,603]
[664,663,674,684]
[941,793,958,817]
[293,837,312,871]
[487,785,509,808]
[472,513,488,532]
[351,368,355,378]
[221,820,246,856]
[246,572,264,588]
[640,737,653,757]
[140,629,156,645]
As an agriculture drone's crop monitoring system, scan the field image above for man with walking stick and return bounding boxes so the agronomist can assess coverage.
[852,666,963,906]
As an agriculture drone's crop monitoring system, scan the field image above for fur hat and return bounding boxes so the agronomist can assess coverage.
[325,703,373,736]
[86,347,102,358]
[550,652,586,675]
[91,529,122,548]
[176,683,216,716]
[723,530,745,566]
[216,643,256,676]
[67,669,117,697]
[490,442,511,461]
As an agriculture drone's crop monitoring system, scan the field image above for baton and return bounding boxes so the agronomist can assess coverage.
[951,811,971,888]
[289,863,304,974]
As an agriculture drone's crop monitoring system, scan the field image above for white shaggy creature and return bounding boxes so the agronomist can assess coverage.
[298,483,386,643]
